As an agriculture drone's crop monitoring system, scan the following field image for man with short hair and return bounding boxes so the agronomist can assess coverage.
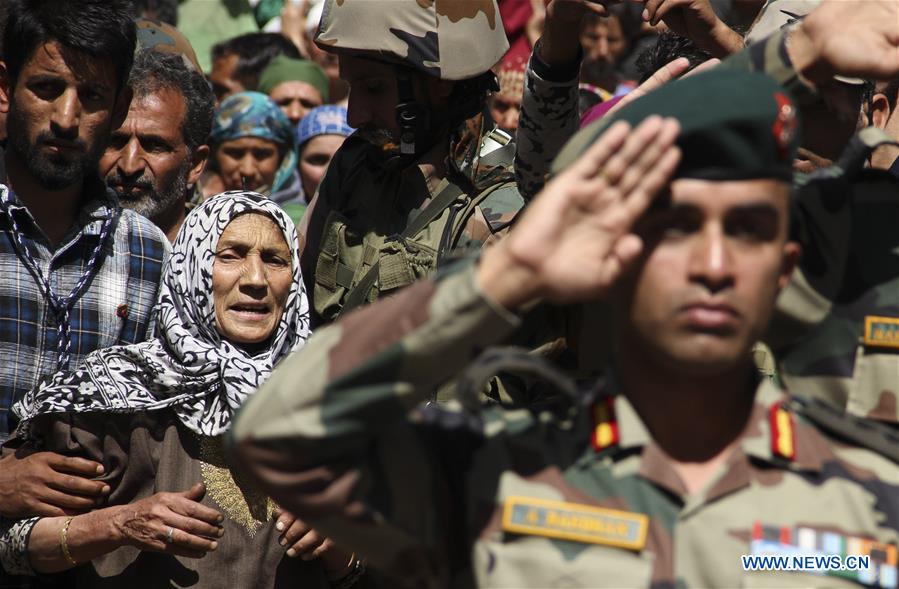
[0,0,168,533]
[209,32,302,103]
[101,48,214,242]
[229,4,899,585]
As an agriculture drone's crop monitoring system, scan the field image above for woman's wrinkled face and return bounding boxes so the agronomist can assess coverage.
[216,136,281,193]
[212,213,293,347]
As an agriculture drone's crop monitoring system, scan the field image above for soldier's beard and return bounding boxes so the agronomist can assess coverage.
[355,126,402,158]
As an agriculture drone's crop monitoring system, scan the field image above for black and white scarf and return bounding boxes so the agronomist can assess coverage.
[13,191,310,436]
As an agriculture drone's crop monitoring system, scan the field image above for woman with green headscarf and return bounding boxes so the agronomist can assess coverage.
[204,91,303,209]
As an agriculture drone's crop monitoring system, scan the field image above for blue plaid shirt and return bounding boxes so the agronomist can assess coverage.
[0,182,169,442]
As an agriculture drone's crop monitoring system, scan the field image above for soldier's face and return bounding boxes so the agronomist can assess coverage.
[339,55,403,149]
[613,179,800,375]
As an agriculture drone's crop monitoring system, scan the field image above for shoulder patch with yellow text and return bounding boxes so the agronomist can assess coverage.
[864,316,899,350]
[502,496,649,551]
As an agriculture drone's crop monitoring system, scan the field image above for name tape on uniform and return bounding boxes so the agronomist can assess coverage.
[864,316,899,350]
[502,496,648,551]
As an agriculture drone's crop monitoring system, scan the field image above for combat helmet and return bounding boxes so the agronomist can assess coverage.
[315,0,508,81]
[315,0,509,156]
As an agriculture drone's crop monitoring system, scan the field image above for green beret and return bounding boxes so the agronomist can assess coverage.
[552,70,800,182]
[258,56,330,103]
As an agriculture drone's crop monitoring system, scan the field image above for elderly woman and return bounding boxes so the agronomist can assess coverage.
[0,193,363,588]
[202,92,302,208]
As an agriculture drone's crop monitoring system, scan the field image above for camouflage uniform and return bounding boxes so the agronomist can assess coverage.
[517,26,899,424]
[515,46,581,199]
[230,264,899,589]
[232,69,899,589]
[301,0,526,328]
[722,32,899,425]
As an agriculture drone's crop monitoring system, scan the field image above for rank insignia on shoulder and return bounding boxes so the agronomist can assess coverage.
[502,496,648,551]
[590,397,619,452]
[864,316,899,350]
[769,402,796,461]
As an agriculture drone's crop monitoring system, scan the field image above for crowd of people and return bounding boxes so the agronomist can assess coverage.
[0,0,897,588]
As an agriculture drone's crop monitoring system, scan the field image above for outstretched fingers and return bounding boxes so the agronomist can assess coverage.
[616,117,680,198]
[596,116,666,189]
[570,121,632,180]
[624,145,681,220]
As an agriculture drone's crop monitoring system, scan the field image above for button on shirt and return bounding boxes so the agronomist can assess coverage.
[0,183,169,441]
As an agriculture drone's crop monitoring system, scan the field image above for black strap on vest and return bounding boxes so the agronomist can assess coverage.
[341,179,466,314]
[454,346,580,414]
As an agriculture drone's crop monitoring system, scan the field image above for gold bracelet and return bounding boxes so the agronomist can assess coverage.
[59,516,77,566]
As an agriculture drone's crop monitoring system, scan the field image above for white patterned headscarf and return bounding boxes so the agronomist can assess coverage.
[13,191,310,436]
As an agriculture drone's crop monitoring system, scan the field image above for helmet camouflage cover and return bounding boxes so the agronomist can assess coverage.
[314,0,509,81]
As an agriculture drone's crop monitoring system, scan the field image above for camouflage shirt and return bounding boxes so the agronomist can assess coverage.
[515,45,581,200]
[231,264,899,589]
[300,112,524,328]
[518,29,899,425]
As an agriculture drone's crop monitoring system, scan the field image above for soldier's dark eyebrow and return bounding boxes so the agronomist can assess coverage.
[725,203,780,219]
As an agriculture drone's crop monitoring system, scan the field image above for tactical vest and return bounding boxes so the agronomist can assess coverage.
[314,128,523,322]
[765,128,899,425]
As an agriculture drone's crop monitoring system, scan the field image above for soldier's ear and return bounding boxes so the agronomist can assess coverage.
[0,61,10,115]
[778,241,802,291]
[869,93,892,129]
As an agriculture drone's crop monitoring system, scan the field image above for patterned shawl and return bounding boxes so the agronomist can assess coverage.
[13,191,310,436]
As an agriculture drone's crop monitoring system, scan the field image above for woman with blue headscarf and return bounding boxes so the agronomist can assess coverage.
[205,92,302,207]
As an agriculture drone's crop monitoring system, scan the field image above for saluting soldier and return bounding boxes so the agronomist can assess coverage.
[229,66,899,588]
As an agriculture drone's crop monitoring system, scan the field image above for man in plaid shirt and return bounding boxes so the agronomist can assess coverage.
[0,0,169,578]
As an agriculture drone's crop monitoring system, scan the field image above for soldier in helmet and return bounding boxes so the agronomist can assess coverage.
[230,56,899,589]
[299,0,527,328]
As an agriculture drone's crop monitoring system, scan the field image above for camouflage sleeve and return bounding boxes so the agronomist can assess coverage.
[719,29,820,106]
[515,45,581,200]
[228,263,521,585]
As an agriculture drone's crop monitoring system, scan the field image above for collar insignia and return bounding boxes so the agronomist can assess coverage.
[590,397,619,452]
[769,401,796,461]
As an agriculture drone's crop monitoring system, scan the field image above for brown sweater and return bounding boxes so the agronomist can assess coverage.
[16,410,331,589]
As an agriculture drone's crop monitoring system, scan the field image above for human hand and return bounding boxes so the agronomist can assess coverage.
[280,0,310,57]
[110,482,223,558]
[0,451,110,518]
[273,508,352,574]
[789,0,899,84]
[606,56,719,116]
[639,0,743,56]
[538,0,615,66]
[477,116,681,308]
